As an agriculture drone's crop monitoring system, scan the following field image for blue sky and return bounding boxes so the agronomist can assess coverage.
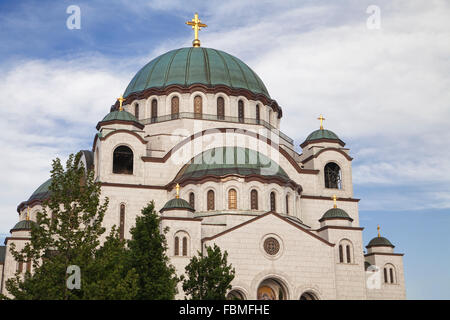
[0,0,449,299]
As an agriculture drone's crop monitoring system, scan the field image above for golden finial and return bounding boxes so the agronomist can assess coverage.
[175,183,180,199]
[117,95,125,111]
[26,207,30,221]
[332,194,337,208]
[186,13,207,47]
[318,115,325,130]
[377,225,381,237]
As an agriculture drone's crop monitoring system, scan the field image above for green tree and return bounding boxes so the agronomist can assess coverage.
[182,244,235,300]
[127,201,178,299]
[3,152,137,299]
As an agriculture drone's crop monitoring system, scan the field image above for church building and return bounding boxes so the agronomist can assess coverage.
[0,14,406,300]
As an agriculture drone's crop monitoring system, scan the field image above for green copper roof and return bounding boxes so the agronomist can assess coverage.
[124,47,270,98]
[319,208,352,221]
[28,178,52,202]
[10,220,37,232]
[175,147,290,182]
[101,110,138,122]
[306,129,340,141]
[367,236,394,248]
[160,198,195,213]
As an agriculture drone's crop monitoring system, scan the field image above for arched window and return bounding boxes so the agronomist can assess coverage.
[26,260,31,273]
[384,264,396,284]
[171,96,179,119]
[151,99,158,123]
[324,162,342,189]
[228,189,237,209]
[113,146,133,174]
[346,245,351,263]
[174,236,179,256]
[338,239,353,263]
[339,245,344,263]
[194,95,202,119]
[251,189,258,210]
[238,100,244,123]
[134,103,139,119]
[189,192,195,209]
[119,204,125,240]
[285,195,289,214]
[256,104,260,124]
[182,237,188,256]
[217,97,225,120]
[270,192,276,212]
[207,190,215,211]
[17,261,23,273]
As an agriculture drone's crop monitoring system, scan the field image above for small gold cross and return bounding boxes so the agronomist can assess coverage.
[318,115,325,130]
[117,95,125,111]
[175,183,180,199]
[377,225,381,237]
[332,194,337,208]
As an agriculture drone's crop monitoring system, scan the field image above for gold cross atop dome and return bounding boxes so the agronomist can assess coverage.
[332,194,337,208]
[318,115,325,130]
[26,207,30,221]
[117,95,125,111]
[377,225,381,237]
[186,13,207,47]
[175,183,180,199]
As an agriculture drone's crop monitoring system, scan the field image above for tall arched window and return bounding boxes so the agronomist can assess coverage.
[389,268,394,284]
[174,236,179,256]
[194,95,202,119]
[189,192,195,209]
[119,204,125,240]
[346,245,351,263]
[270,192,276,212]
[182,237,188,256]
[228,189,237,209]
[384,268,388,283]
[339,245,344,263]
[217,96,225,120]
[207,190,215,211]
[324,162,342,189]
[134,103,139,119]
[26,260,31,273]
[171,96,179,119]
[251,189,258,210]
[384,264,396,284]
[285,195,289,214]
[17,261,23,273]
[113,146,133,174]
[256,104,260,124]
[151,99,158,123]
[238,100,244,123]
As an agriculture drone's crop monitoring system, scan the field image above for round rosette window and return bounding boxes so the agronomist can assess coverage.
[260,234,283,260]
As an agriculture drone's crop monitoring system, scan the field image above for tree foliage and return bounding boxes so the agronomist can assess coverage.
[3,152,137,299]
[182,244,235,300]
[127,201,178,299]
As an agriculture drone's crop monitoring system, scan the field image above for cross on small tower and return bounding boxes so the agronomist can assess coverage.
[332,194,337,208]
[117,95,125,111]
[186,13,207,47]
[377,225,381,237]
[175,183,180,199]
[318,115,325,130]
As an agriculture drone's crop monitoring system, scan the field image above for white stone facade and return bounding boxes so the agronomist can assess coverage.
[0,66,406,301]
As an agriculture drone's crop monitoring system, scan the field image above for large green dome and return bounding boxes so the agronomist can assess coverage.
[124,47,270,98]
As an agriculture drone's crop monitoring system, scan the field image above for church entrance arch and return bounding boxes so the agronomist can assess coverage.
[257,278,289,300]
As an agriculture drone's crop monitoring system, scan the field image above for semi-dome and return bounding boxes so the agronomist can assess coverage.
[319,208,353,222]
[174,147,291,184]
[366,236,394,248]
[10,220,37,232]
[28,178,52,203]
[123,47,270,99]
[160,198,195,213]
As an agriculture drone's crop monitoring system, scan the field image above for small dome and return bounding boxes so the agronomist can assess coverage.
[366,236,394,248]
[160,198,195,213]
[28,178,52,202]
[319,208,353,222]
[124,47,270,99]
[300,129,345,148]
[101,110,138,122]
[10,220,37,232]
